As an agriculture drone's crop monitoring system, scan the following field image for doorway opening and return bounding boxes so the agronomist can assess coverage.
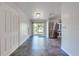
[48,19,61,47]
[32,22,45,36]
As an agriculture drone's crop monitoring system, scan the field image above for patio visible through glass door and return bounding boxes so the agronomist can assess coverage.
[33,22,45,36]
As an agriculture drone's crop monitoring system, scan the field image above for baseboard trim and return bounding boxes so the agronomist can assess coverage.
[8,45,19,56]
[61,47,72,56]
[19,35,32,46]
[9,35,32,56]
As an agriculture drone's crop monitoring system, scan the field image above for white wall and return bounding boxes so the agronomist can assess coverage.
[0,3,32,56]
[20,14,32,45]
[46,20,49,38]
[61,3,79,56]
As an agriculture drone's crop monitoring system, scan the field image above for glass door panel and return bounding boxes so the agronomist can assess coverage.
[33,22,44,36]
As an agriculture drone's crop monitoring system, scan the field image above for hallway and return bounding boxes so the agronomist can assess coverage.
[0,2,79,56]
[10,36,68,56]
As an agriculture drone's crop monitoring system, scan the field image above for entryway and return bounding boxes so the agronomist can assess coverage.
[32,22,45,36]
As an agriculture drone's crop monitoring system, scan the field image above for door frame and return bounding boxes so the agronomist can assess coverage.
[32,20,46,36]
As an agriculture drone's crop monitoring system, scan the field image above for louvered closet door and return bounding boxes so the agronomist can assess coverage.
[0,8,20,56]
[9,12,19,54]
[0,8,6,56]
[12,15,19,49]
[0,9,13,55]
[16,15,19,47]
[10,13,18,52]
[5,10,12,55]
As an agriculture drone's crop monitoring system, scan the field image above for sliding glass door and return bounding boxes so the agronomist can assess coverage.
[33,22,45,36]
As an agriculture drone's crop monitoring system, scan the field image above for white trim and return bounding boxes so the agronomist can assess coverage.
[19,35,32,46]
[61,47,72,56]
[8,35,32,56]
[7,45,19,56]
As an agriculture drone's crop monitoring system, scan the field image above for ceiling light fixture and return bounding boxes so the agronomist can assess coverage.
[36,13,40,17]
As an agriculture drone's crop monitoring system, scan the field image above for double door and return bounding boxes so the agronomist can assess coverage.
[0,7,19,56]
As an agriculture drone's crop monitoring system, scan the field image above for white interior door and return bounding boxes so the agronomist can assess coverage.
[0,8,6,55]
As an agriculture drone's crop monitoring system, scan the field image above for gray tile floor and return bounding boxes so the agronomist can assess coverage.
[10,35,68,56]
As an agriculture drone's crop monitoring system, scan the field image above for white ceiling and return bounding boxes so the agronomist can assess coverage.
[4,2,62,20]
